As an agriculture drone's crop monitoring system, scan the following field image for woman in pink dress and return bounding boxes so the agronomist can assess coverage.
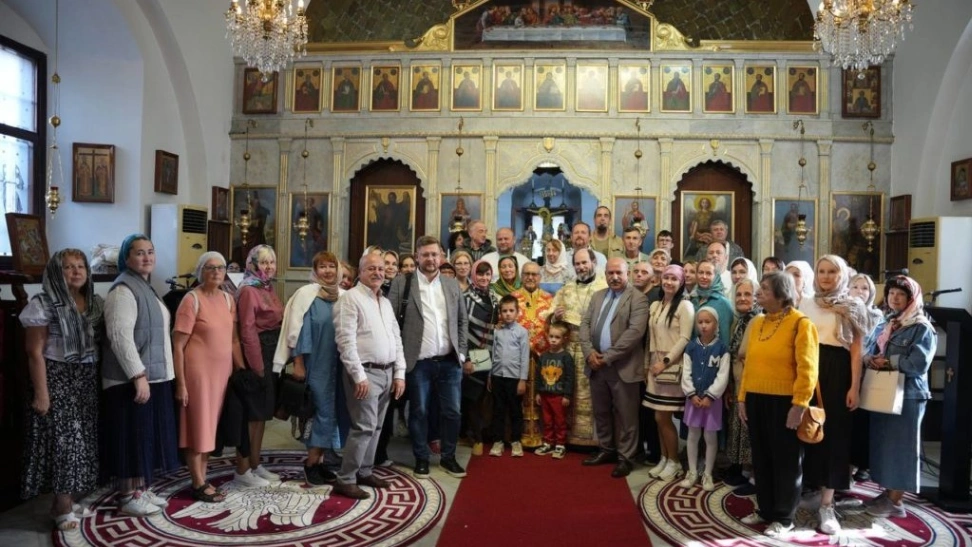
[173,252,242,502]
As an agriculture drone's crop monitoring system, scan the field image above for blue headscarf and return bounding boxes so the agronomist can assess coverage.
[118,233,150,274]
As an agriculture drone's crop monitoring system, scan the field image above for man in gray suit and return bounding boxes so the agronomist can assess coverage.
[579,257,650,478]
[387,235,470,480]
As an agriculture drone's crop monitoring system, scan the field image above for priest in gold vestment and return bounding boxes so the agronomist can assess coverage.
[510,262,553,448]
[541,248,607,446]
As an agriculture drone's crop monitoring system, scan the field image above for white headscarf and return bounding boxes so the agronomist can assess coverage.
[785,260,815,303]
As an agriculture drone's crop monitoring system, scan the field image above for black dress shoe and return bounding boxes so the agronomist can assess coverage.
[611,459,633,478]
[413,459,430,479]
[582,451,618,466]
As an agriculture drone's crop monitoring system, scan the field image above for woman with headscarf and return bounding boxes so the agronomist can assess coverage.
[723,277,762,495]
[644,264,694,481]
[798,255,871,534]
[785,260,814,308]
[21,249,104,530]
[274,251,349,485]
[462,259,499,455]
[172,252,239,503]
[863,276,936,519]
[645,248,672,302]
[690,260,734,344]
[101,234,178,516]
[730,258,760,291]
[233,244,284,487]
[491,255,522,298]
[540,239,574,285]
[847,272,884,481]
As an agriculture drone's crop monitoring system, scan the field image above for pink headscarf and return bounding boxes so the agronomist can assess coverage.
[662,264,685,285]
[876,275,931,355]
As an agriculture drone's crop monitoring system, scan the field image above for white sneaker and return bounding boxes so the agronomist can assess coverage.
[118,492,162,517]
[819,504,841,535]
[252,465,280,482]
[799,489,822,510]
[656,460,682,481]
[141,490,169,508]
[679,470,699,489]
[552,445,567,459]
[764,521,795,538]
[647,457,669,478]
[233,469,270,488]
[741,512,765,525]
[701,473,716,492]
[489,441,504,457]
[511,442,524,457]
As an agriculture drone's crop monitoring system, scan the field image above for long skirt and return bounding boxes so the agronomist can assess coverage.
[22,360,99,498]
[566,330,597,446]
[726,403,752,466]
[101,380,179,487]
[870,398,926,492]
[803,344,853,491]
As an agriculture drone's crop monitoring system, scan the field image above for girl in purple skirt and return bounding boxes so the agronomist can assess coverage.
[680,306,730,492]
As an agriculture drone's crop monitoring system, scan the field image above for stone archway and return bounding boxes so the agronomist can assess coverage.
[347,159,426,260]
[672,161,754,262]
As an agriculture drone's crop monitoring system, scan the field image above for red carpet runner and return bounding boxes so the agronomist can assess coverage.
[438,452,650,546]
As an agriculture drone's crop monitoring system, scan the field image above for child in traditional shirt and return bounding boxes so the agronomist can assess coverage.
[534,321,575,459]
[680,306,730,491]
[488,295,531,457]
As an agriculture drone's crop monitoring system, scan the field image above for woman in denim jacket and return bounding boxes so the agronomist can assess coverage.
[862,275,936,519]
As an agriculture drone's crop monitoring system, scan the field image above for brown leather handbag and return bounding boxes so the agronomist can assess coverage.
[797,383,826,444]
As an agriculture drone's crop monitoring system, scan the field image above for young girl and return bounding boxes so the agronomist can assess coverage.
[680,306,730,491]
[682,260,698,294]
[534,322,575,460]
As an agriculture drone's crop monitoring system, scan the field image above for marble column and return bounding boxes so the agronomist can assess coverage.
[758,138,774,260]
[483,136,499,229]
[330,137,346,257]
[817,139,833,254]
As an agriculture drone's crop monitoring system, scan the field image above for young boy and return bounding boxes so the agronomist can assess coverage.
[488,295,531,457]
[534,321,575,459]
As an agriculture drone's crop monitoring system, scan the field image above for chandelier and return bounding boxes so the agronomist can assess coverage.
[225,0,308,79]
[814,0,915,75]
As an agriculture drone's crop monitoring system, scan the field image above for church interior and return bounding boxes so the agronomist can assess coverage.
[1,0,971,545]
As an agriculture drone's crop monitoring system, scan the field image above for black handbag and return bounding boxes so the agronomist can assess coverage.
[275,369,314,421]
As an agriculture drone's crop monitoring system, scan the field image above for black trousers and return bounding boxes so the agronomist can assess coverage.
[638,381,661,459]
[491,376,523,442]
[803,345,853,490]
[747,393,804,526]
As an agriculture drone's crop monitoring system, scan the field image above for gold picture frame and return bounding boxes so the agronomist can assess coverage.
[831,191,885,278]
[618,62,650,113]
[679,191,735,261]
[534,62,567,112]
[439,193,483,245]
[410,63,441,112]
[5,213,49,276]
[613,195,658,253]
[331,65,361,113]
[451,63,483,112]
[575,62,608,112]
[702,63,734,113]
[493,62,524,111]
[292,62,323,113]
[771,198,818,264]
[289,192,331,269]
[370,64,401,112]
[365,185,416,254]
[72,142,115,203]
[660,63,692,113]
[744,64,777,114]
[229,185,277,265]
[786,64,819,115]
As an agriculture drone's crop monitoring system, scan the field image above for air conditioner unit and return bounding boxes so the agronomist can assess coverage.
[908,216,972,311]
[150,204,208,294]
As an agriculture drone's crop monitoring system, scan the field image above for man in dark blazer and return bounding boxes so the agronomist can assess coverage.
[387,235,470,480]
[579,257,650,478]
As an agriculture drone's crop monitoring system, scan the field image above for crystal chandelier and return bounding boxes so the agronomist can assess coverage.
[225,0,308,79]
[814,0,915,74]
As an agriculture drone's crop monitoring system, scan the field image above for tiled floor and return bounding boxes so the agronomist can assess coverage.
[0,423,953,546]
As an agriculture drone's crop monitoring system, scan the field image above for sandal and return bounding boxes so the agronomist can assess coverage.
[191,483,226,503]
[54,511,80,531]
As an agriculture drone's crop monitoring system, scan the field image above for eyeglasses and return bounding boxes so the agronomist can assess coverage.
[203,265,227,272]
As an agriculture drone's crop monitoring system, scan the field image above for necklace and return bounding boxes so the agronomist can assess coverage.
[757,307,790,342]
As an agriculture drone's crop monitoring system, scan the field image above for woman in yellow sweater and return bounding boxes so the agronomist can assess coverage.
[736,271,819,539]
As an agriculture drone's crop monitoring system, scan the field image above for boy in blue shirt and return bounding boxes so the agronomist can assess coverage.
[488,295,531,457]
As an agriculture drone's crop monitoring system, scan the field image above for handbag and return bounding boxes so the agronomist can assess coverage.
[275,364,314,421]
[653,351,682,385]
[859,367,905,415]
[797,382,826,444]
[469,348,493,373]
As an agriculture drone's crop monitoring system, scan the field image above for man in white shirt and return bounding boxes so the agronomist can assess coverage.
[567,222,608,275]
[481,227,530,281]
[332,253,406,499]
[387,235,470,480]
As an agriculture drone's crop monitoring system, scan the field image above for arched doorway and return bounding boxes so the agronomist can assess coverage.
[671,161,754,262]
[348,159,426,260]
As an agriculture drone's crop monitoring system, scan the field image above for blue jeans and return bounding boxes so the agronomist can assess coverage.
[407,357,462,461]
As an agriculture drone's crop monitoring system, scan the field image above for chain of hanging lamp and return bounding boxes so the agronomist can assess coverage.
[860,120,881,252]
[45,0,64,215]
[292,119,312,241]
[449,117,466,234]
[631,118,647,237]
[235,121,256,246]
[793,119,810,247]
